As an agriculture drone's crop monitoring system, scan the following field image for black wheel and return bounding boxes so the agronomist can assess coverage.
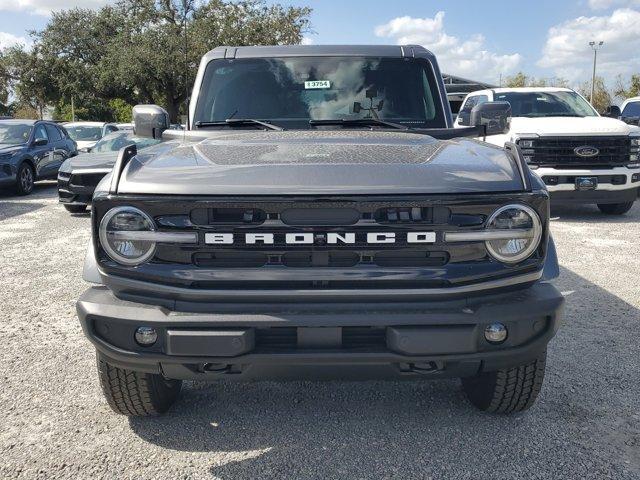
[64,204,87,214]
[597,202,634,215]
[461,351,546,413]
[97,354,182,416]
[14,163,34,195]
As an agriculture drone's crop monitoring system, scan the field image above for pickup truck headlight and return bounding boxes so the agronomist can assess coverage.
[485,204,542,264]
[99,206,157,266]
[630,135,640,164]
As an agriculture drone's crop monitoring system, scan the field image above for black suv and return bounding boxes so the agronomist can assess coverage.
[0,119,77,195]
[77,45,564,416]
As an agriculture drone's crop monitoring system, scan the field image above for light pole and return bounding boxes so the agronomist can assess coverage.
[589,41,603,105]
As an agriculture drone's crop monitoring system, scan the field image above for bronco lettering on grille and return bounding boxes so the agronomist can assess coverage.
[204,232,437,245]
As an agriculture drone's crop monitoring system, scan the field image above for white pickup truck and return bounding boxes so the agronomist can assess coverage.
[455,87,640,214]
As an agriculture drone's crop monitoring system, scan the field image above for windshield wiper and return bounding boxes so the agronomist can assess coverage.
[309,118,409,130]
[195,119,284,131]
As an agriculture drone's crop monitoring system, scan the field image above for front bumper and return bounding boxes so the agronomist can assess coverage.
[58,169,110,206]
[534,166,640,204]
[77,282,564,380]
[0,163,16,187]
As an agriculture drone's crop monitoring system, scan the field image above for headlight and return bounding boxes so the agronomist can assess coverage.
[99,206,156,266]
[485,204,542,264]
[630,135,640,164]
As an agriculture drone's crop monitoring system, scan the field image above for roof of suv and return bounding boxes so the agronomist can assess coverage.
[491,87,574,94]
[202,44,436,62]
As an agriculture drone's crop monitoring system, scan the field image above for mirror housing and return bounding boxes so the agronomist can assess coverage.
[471,101,511,136]
[133,104,170,139]
[604,105,621,118]
[33,138,48,147]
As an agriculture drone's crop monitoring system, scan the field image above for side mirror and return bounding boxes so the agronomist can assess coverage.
[471,101,511,136]
[132,104,170,139]
[33,138,48,147]
[604,105,621,118]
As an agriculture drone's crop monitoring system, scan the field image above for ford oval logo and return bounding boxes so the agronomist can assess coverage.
[574,145,599,157]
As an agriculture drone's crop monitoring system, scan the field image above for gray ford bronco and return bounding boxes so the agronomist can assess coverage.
[77,45,564,416]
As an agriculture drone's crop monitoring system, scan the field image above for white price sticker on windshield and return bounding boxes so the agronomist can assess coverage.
[304,80,331,89]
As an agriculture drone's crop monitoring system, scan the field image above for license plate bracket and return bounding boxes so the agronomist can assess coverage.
[575,176,598,191]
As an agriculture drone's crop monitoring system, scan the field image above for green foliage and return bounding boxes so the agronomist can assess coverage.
[108,99,133,122]
[503,72,569,88]
[614,74,640,100]
[3,0,312,121]
[577,76,612,113]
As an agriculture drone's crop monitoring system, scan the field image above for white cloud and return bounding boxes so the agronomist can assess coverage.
[588,0,640,10]
[300,36,314,46]
[0,31,29,49]
[374,12,521,83]
[537,8,640,82]
[0,0,108,16]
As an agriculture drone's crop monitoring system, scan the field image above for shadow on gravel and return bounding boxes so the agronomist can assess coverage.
[0,201,47,221]
[550,201,639,224]
[128,266,640,479]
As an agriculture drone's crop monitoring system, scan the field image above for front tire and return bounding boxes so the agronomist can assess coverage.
[597,202,634,215]
[97,355,182,416]
[64,204,87,214]
[14,163,34,195]
[461,351,546,413]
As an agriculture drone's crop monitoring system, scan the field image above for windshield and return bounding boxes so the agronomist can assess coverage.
[66,125,103,141]
[91,132,161,153]
[622,101,640,117]
[493,91,597,118]
[0,123,32,145]
[193,56,446,128]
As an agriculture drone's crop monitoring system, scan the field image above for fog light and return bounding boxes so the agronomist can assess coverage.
[484,323,508,344]
[135,326,157,346]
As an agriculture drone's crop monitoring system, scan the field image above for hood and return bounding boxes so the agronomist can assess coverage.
[0,144,24,154]
[509,115,638,136]
[60,151,118,173]
[75,140,99,150]
[117,130,524,196]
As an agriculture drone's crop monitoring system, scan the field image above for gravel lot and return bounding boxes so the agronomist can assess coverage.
[0,182,639,479]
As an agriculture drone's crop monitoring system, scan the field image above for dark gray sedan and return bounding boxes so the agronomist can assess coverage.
[57,131,161,212]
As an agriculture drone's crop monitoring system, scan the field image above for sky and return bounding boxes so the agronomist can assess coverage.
[0,0,639,88]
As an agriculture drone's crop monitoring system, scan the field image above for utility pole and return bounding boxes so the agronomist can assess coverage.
[589,41,603,105]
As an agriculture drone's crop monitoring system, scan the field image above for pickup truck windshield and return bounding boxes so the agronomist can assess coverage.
[494,91,597,118]
[622,101,640,117]
[67,126,103,141]
[91,132,161,153]
[193,57,446,129]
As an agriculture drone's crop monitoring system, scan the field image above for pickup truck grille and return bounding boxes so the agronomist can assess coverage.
[94,195,548,291]
[520,136,631,168]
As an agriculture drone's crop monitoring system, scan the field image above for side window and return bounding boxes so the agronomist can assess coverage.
[458,95,489,126]
[461,96,478,113]
[45,124,62,141]
[34,124,49,143]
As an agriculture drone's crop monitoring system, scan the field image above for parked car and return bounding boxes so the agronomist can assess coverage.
[456,87,640,215]
[620,96,640,126]
[0,119,77,195]
[58,131,162,213]
[77,45,564,417]
[63,122,119,151]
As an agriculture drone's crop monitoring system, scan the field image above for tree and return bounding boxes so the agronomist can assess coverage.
[503,72,568,88]
[16,0,312,122]
[614,74,640,100]
[578,76,612,113]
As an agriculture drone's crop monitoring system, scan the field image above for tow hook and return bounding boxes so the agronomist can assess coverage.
[398,361,442,375]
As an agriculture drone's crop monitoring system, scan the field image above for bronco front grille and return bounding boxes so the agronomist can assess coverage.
[520,136,631,168]
[94,194,548,290]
